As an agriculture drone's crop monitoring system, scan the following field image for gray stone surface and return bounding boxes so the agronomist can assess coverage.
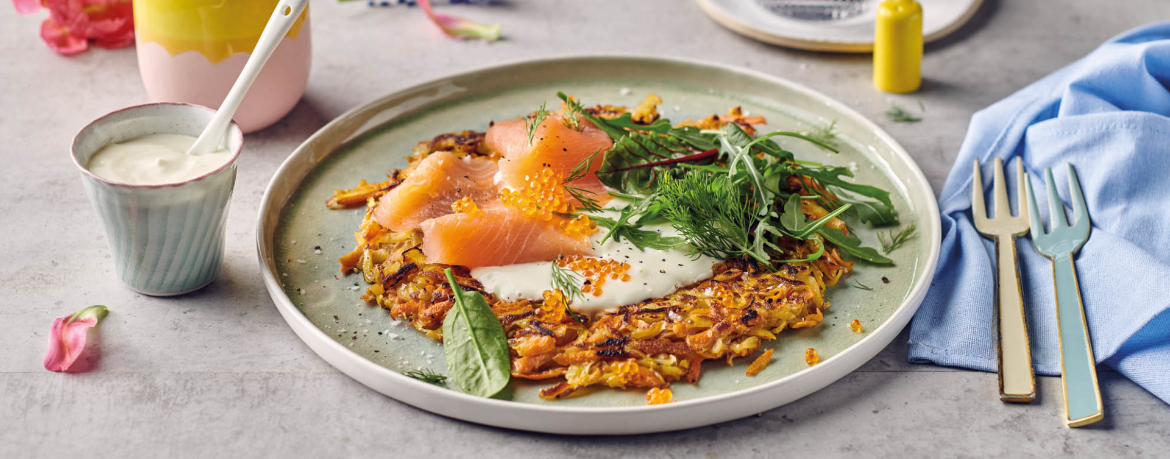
[2,0,1168,457]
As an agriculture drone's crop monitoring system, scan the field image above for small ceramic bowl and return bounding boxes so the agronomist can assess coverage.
[71,103,243,296]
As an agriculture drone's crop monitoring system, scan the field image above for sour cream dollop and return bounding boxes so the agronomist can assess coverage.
[470,210,719,316]
[86,133,232,185]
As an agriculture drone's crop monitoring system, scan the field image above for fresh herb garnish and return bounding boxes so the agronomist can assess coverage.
[658,172,778,266]
[442,269,511,398]
[403,368,448,386]
[550,257,584,303]
[561,99,583,131]
[808,120,838,148]
[549,258,588,324]
[592,215,684,251]
[878,223,916,253]
[525,102,549,145]
[816,227,893,265]
[553,92,895,268]
[852,280,873,291]
[563,149,603,212]
[886,105,921,123]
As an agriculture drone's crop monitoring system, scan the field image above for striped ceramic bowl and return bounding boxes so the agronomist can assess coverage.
[71,103,243,296]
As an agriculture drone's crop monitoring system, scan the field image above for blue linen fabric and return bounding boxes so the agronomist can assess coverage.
[907,23,1170,404]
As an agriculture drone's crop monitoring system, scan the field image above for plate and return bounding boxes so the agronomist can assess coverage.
[257,55,940,434]
[695,0,983,53]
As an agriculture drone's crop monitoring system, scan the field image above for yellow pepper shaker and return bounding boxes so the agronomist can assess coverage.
[874,0,923,93]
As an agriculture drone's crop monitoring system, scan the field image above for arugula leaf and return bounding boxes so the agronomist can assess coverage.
[816,227,893,265]
[557,92,626,139]
[778,194,852,239]
[595,112,674,134]
[796,165,898,226]
[592,215,684,251]
[442,269,511,398]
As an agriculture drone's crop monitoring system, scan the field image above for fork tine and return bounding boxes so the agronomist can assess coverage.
[972,160,988,223]
[1025,178,1044,236]
[1044,167,1068,228]
[1014,158,1029,223]
[1067,164,1090,233]
[992,157,1011,217]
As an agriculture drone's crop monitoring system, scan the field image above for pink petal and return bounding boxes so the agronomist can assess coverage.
[12,0,44,16]
[40,1,89,55]
[84,0,134,49]
[44,305,108,372]
[418,0,500,42]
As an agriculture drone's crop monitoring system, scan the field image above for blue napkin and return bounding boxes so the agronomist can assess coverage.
[908,22,1170,404]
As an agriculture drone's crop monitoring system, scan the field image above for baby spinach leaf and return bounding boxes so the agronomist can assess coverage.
[442,269,511,398]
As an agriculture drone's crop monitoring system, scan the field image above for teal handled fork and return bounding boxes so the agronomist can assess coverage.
[972,158,1036,402]
[1024,164,1104,428]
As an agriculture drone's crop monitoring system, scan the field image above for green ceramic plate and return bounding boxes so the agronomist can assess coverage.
[257,56,940,434]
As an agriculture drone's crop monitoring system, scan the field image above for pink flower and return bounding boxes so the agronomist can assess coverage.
[11,0,134,55]
[418,0,500,42]
[44,305,108,372]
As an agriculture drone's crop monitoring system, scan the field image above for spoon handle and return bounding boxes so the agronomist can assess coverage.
[189,0,309,155]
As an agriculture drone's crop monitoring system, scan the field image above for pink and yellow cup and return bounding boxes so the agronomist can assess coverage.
[133,0,312,133]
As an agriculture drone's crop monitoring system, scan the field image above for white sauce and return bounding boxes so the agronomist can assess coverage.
[86,133,231,185]
[471,210,719,316]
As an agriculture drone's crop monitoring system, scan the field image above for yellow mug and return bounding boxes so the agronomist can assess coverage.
[133,0,312,133]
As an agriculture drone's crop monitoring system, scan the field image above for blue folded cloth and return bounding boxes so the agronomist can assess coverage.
[908,22,1170,404]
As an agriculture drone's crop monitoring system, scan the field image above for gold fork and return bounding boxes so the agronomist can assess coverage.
[972,158,1036,402]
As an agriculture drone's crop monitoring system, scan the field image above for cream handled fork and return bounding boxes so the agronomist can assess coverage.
[972,158,1036,402]
[1024,164,1103,427]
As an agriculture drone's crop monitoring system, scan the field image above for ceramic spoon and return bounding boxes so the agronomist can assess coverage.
[188,0,309,156]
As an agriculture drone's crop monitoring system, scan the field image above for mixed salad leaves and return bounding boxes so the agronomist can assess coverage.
[556,92,897,267]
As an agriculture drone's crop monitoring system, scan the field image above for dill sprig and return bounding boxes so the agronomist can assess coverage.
[563,149,603,212]
[886,105,921,123]
[525,102,549,145]
[561,100,583,131]
[550,258,588,323]
[878,223,917,253]
[403,368,448,386]
[657,172,775,266]
[852,280,873,291]
[808,120,839,148]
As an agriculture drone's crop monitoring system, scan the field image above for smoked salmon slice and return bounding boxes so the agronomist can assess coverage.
[372,151,499,232]
[419,204,592,268]
[486,114,613,208]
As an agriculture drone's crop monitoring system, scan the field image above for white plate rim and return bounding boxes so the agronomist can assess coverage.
[256,54,942,435]
[694,0,985,53]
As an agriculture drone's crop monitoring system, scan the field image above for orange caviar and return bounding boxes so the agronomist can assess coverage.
[500,167,573,220]
[450,196,481,216]
[646,387,673,405]
[805,348,819,366]
[849,319,864,333]
[560,214,597,238]
[556,254,632,297]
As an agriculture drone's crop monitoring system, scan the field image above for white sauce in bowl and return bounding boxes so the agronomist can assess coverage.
[86,133,232,185]
[470,210,719,316]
